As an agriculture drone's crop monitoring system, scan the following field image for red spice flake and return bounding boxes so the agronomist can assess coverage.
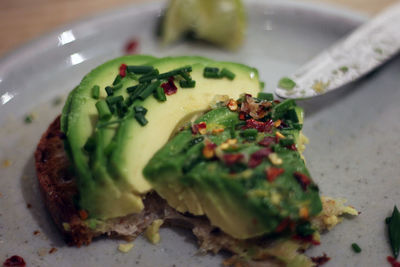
[258,136,275,147]
[49,248,57,254]
[161,77,178,95]
[293,234,321,246]
[78,210,88,220]
[191,122,207,135]
[311,253,330,266]
[273,100,281,104]
[287,144,297,151]
[266,167,285,182]
[33,230,40,235]
[239,112,246,120]
[223,154,244,166]
[119,64,127,78]
[388,256,400,267]
[203,142,217,159]
[293,172,311,191]
[124,39,139,54]
[248,147,273,168]
[275,218,291,233]
[243,119,274,133]
[3,255,26,267]
[26,203,32,209]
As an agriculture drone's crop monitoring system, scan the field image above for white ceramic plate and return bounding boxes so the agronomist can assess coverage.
[1,0,399,266]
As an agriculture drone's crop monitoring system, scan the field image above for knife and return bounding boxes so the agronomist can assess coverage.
[275,2,400,99]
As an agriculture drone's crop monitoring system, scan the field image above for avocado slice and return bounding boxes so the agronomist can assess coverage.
[144,98,322,239]
[62,55,261,219]
[62,55,157,218]
[109,56,261,196]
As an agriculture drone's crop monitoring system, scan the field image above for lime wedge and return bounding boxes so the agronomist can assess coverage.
[161,0,246,50]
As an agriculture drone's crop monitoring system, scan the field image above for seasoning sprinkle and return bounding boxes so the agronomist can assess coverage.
[95,100,112,121]
[92,85,100,99]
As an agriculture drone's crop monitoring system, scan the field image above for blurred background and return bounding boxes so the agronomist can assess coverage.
[0,0,398,57]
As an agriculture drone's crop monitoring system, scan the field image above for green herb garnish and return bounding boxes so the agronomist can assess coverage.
[105,86,113,96]
[179,80,196,88]
[154,86,167,101]
[95,100,112,121]
[257,92,273,101]
[127,65,154,74]
[220,68,236,80]
[339,66,349,73]
[92,85,100,99]
[351,243,362,253]
[24,115,33,124]
[278,77,296,90]
[387,206,400,258]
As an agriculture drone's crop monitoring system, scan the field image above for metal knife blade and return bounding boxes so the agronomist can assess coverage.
[275,2,400,99]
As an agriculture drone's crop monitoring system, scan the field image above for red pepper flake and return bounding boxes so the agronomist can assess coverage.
[26,203,32,209]
[388,256,400,267]
[243,119,274,133]
[239,112,246,120]
[287,144,297,151]
[203,142,217,159]
[191,122,207,135]
[119,64,127,78]
[3,255,26,267]
[311,253,330,266]
[124,39,139,54]
[258,136,275,147]
[273,100,281,104]
[49,248,57,254]
[79,210,88,220]
[293,172,311,191]
[293,234,321,246]
[33,230,40,235]
[248,147,273,168]
[223,153,244,166]
[161,77,177,95]
[266,167,285,182]
[275,218,291,233]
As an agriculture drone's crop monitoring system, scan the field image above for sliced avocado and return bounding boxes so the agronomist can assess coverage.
[109,56,261,196]
[62,55,156,218]
[144,100,322,239]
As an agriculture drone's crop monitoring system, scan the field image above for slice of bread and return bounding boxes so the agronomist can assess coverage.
[35,116,357,266]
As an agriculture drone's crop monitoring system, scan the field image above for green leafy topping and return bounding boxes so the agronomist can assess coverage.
[339,66,349,73]
[257,92,273,101]
[127,65,154,74]
[180,80,196,88]
[278,77,296,90]
[203,67,236,80]
[296,221,315,237]
[220,68,236,80]
[387,206,400,258]
[24,115,33,124]
[92,85,100,99]
[351,243,362,253]
[154,86,167,101]
[95,100,112,121]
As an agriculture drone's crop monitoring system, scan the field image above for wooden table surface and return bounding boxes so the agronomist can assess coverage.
[0,0,398,57]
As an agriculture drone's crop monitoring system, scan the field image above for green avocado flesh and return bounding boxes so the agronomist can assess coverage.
[144,96,322,239]
[62,55,261,219]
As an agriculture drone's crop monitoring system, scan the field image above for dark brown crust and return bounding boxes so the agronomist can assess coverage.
[34,116,95,246]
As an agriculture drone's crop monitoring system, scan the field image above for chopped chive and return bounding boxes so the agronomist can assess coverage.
[351,243,362,253]
[127,72,139,80]
[339,66,349,73]
[138,81,161,100]
[259,81,266,89]
[203,72,221,79]
[278,77,296,90]
[296,222,315,237]
[387,206,400,258]
[180,71,192,81]
[127,65,154,74]
[106,95,124,105]
[240,128,258,140]
[96,119,125,128]
[139,69,159,83]
[113,75,122,86]
[95,100,112,121]
[257,92,274,101]
[134,105,147,115]
[113,82,123,91]
[279,137,295,146]
[179,80,196,88]
[158,66,192,80]
[220,68,236,80]
[105,86,114,96]
[92,85,100,99]
[83,137,96,152]
[135,112,148,126]
[24,115,33,124]
[154,85,167,101]
[272,99,296,119]
[204,67,219,73]
[127,84,139,94]
[116,101,128,118]
[130,83,149,100]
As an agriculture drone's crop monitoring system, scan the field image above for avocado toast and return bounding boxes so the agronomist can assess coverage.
[35,55,357,266]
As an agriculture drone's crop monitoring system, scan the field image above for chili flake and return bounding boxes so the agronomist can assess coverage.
[266,167,284,182]
[223,153,244,166]
[124,39,139,54]
[119,64,127,78]
[258,136,275,147]
[161,77,178,95]
[248,147,273,168]
[79,209,89,220]
[203,142,217,159]
[311,253,330,266]
[3,255,26,267]
[387,256,400,267]
[192,122,207,135]
[227,99,238,111]
[294,172,311,191]
[243,119,274,133]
